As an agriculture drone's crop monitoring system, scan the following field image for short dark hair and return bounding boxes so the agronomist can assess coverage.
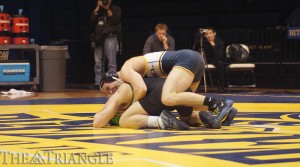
[206,27,216,33]
[99,72,119,89]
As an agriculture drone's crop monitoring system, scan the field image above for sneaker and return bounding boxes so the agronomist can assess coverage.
[221,107,238,126]
[199,111,221,129]
[213,99,234,123]
[159,110,190,130]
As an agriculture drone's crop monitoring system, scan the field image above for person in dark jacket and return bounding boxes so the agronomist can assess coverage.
[90,0,121,89]
[193,27,225,92]
[143,23,175,54]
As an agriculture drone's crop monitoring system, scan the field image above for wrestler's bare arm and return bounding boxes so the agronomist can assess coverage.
[93,84,132,128]
[120,57,147,102]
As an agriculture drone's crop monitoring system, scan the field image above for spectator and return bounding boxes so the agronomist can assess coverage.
[193,27,225,92]
[90,0,121,89]
[143,23,175,54]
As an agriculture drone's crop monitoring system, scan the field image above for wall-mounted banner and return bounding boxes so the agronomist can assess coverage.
[287,27,300,39]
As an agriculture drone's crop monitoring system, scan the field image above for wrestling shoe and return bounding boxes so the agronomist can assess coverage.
[159,110,190,130]
[221,107,238,126]
[199,111,221,129]
[212,99,234,123]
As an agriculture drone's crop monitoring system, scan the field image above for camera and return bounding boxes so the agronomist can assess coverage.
[199,28,208,34]
[101,0,109,5]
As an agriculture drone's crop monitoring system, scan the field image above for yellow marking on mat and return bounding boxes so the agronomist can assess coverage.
[0,103,299,167]
[233,103,300,112]
[248,153,300,160]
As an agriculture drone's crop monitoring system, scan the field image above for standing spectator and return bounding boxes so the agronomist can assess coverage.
[90,0,121,89]
[193,27,225,92]
[143,23,175,54]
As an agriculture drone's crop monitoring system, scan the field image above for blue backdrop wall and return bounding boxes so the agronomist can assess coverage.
[1,0,300,88]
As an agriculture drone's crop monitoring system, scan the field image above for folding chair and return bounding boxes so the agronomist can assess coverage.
[226,44,256,91]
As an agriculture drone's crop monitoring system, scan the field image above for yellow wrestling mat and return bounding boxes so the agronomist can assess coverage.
[0,103,299,167]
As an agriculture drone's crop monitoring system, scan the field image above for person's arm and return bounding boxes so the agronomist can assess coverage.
[211,39,224,60]
[143,36,153,54]
[93,84,130,128]
[161,35,169,51]
[91,1,101,21]
[107,6,121,24]
[120,58,147,102]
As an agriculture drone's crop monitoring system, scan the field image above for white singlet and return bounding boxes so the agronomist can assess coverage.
[144,51,166,77]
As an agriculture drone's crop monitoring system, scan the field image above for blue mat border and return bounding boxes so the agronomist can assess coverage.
[1,93,300,105]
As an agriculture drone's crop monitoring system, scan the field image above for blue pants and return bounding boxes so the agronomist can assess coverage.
[94,36,118,85]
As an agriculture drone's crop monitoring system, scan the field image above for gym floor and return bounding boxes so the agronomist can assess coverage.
[0,88,299,167]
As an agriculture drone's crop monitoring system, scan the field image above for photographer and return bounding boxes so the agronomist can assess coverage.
[90,0,121,89]
[193,27,225,92]
[143,23,175,54]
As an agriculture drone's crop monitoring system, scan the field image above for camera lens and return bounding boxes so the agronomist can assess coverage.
[102,0,109,5]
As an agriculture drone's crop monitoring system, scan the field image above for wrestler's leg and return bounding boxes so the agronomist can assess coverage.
[119,101,189,130]
[176,105,218,128]
[179,111,221,129]
[183,109,238,127]
[161,67,206,107]
[179,111,200,126]
[119,102,149,129]
[161,67,233,123]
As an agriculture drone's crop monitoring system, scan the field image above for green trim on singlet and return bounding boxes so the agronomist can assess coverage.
[125,82,134,109]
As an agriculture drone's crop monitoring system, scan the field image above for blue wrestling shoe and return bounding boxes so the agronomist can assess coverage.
[213,99,234,123]
[199,111,221,129]
[221,107,238,126]
[160,110,190,130]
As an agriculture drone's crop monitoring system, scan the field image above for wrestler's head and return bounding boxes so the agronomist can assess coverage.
[100,72,122,94]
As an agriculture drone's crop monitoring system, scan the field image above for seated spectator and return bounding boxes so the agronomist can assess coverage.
[143,23,175,54]
[193,27,225,92]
